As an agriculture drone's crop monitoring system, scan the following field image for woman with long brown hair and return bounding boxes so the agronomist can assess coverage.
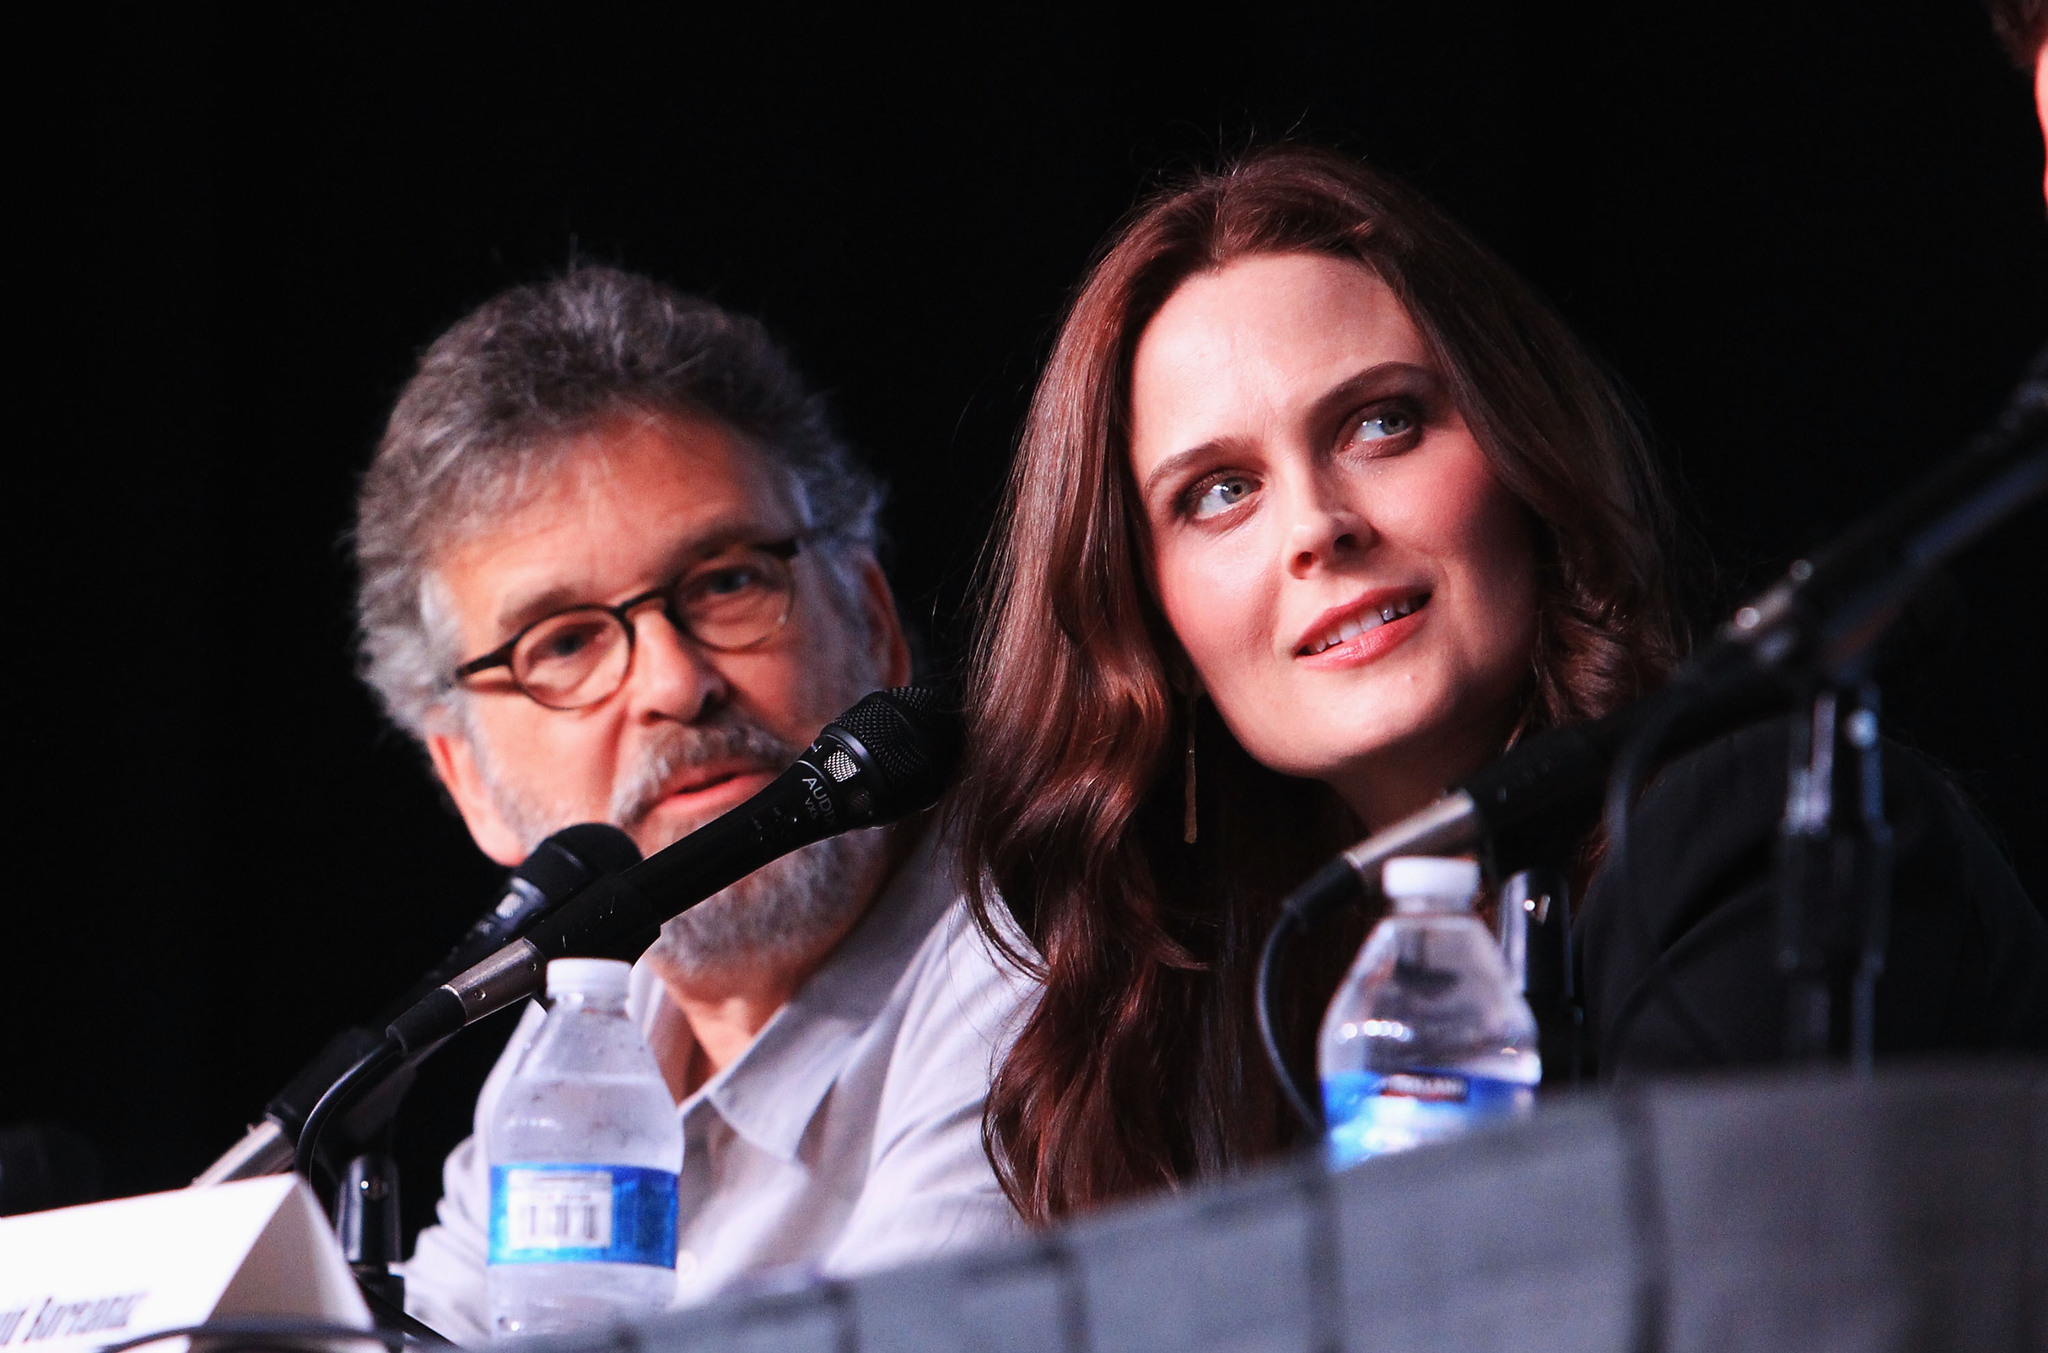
[951,144,2048,1224]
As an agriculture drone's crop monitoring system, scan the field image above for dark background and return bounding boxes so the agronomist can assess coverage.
[13,2,2045,1244]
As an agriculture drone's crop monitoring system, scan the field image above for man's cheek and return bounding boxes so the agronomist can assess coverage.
[528,722,622,820]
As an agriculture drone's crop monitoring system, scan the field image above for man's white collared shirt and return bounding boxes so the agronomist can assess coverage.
[403,831,1034,1343]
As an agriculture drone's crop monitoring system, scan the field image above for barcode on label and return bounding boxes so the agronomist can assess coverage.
[502,1169,615,1250]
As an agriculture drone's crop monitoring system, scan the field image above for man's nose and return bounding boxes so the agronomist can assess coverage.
[1285,470,1374,578]
[622,606,730,722]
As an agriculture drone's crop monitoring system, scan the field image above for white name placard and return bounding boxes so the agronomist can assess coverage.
[0,1175,370,1353]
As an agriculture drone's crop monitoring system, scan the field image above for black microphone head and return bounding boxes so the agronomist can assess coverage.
[494,823,642,926]
[383,822,644,1025]
[527,822,643,885]
[810,684,963,827]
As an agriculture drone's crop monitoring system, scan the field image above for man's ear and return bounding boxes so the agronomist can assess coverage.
[426,728,528,866]
[858,557,913,689]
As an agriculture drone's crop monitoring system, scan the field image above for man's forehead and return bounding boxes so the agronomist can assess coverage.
[433,416,803,639]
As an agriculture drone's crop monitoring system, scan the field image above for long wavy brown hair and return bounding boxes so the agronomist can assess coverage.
[952,145,1687,1223]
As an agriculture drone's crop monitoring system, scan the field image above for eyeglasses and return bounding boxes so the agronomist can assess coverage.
[451,537,805,710]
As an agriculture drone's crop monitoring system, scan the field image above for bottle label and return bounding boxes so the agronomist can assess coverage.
[1321,1069,1535,1168]
[488,1164,679,1268]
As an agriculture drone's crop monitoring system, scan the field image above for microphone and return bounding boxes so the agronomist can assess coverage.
[396,823,646,1008]
[385,685,961,1055]
[1271,680,1790,937]
[193,823,641,1185]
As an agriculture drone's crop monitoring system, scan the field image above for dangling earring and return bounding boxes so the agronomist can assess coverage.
[1183,686,1200,845]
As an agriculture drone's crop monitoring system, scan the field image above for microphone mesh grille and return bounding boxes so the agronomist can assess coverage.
[833,696,925,785]
[829,685,961,804]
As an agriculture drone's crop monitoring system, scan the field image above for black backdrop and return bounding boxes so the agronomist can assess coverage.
[14,3,2045,1243]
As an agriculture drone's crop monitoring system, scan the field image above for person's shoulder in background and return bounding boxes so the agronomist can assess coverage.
[1576,715,2048,1077]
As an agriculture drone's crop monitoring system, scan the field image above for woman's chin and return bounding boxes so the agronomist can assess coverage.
[1245,713,1477,828]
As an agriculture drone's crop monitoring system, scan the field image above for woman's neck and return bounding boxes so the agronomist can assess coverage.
[1330,713,1516,834]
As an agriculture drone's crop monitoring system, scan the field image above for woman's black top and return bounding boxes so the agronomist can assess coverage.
[1575,717,2048,1078]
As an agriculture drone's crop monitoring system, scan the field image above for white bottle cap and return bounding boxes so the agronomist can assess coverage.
[545,957,632,1000]
[1382,856,1482,912]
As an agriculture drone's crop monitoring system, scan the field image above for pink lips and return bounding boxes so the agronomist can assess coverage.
[1294,588,1431,667]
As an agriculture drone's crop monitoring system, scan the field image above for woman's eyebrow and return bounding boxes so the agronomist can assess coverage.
[1306,360,1438,427]
[1139,440,1234,504]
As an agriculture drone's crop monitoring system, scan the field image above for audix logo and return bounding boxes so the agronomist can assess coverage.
[799,772,837,826]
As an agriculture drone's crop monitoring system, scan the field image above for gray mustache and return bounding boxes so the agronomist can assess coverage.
[609,720,801,827]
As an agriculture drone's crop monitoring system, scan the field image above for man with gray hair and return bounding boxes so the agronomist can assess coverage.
[355,266,1031,1341]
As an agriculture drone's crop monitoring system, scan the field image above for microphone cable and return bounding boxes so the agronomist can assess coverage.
[293,1037,404,1183]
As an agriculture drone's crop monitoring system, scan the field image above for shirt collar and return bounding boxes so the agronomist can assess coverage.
[659,823,955,1163]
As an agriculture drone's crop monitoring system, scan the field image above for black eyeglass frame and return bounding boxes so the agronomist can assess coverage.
[449,534,807,709]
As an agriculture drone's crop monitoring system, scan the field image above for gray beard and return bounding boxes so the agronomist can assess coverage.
[469,713,885,987]
[643,826,887,986]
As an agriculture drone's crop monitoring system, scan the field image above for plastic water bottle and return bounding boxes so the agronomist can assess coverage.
[1318,857,1539,1167]
[485,959,681,1338]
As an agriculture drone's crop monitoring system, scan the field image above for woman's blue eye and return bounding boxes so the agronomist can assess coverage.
[1354,407,1416,442]
[1191,475,1255,518]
